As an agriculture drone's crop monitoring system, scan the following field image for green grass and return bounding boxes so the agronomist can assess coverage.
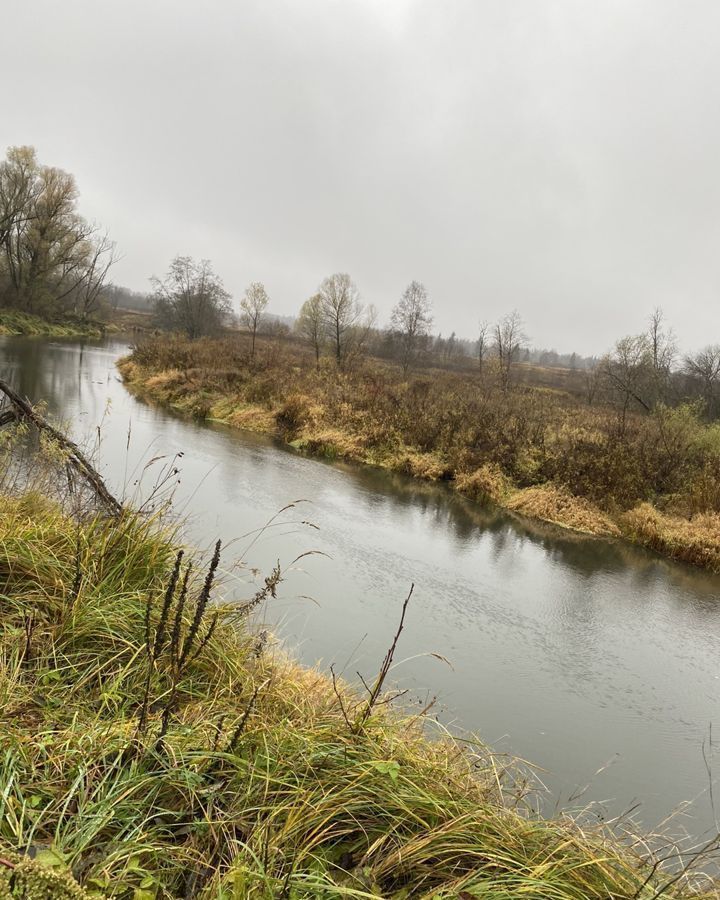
[0,491,717,898]
[0,309,105,338]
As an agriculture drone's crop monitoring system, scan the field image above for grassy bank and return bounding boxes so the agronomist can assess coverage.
[0,491,716,898]
[119,335,720,573]
[0,309,106,338]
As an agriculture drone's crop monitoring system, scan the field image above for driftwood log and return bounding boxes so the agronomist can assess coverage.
[0,377,123,517]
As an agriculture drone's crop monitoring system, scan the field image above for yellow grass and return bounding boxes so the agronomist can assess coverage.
[621,504,720,570]
[456,463,513,504]
[507,484,622,537]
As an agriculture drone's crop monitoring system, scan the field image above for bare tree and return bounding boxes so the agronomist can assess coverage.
[444,331,458,364]
[346,303,378,366]
[583,363,602,405]
[684,345,720,418]
[296,293,325,368]
[390,280,433,373]
[318,272,363,364]
[493,310,526,388]
[600,334,653,433]
[648,308,676,373]
[476,319,490,373]
[72,232,118,322]
[240,281,269,357]
[152,256,231,339]
[647,307,677,405]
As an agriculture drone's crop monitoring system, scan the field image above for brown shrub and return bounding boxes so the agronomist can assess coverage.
[397,453,452,481]
[276,394,312,437]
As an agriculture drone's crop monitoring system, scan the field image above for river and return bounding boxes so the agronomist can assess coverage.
[2,334,720,847]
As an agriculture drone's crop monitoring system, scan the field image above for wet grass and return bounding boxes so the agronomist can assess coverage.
[0,490,718,897]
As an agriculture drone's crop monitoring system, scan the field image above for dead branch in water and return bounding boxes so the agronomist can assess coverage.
[0,376,123,517]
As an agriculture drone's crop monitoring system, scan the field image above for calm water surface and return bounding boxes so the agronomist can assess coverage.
[2,335,720,843]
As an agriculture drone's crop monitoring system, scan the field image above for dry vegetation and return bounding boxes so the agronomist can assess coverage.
[120,333,720,573]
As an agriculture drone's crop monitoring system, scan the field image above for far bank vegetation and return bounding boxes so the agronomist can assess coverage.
[123,284,720,571]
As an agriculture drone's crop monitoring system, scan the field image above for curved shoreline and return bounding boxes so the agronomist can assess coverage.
[117,355,720,575]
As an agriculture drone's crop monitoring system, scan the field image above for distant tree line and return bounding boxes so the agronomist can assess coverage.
[104,283,153,313]
[150,254,720,418]
[0,146,117,321]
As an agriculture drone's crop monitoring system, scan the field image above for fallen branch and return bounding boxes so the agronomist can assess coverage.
[0,376,123,517]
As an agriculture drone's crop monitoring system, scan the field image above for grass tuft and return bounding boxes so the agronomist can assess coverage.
[507,484,622,537]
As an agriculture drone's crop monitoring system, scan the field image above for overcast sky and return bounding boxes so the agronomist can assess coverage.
[3,0,719,354]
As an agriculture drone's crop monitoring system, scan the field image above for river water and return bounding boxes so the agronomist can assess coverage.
[2,335,720,845]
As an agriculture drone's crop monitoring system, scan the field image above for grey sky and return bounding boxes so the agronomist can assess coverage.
[3,0,719,355]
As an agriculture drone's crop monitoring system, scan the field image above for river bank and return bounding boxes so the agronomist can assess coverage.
[118,340,720,574]
[0,309,109,338]
[0,307,155,339]
[1,489,716,897]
